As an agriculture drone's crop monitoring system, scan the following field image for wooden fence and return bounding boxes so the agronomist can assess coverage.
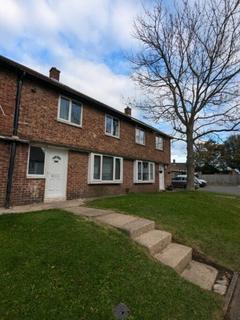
[201,174,240,185]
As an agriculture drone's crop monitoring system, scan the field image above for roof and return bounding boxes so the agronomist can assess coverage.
[0,55,171,138]
[170,162,187,171]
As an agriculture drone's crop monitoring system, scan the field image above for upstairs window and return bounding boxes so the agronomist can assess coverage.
[58,96,82,126]
[134,160,155,183]
[105,114,120,138]
[89,153,123,184]
[135,128,145,145]
[28,146,45,177]
[156,136,163,150]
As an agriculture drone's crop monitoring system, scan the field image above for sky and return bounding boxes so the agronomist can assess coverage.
[0,0,186,162]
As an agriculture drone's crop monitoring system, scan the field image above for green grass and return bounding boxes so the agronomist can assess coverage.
[0,210,222,320]
[88,191,240,271]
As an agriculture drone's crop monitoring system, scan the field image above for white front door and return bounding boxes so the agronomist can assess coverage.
[159,164,165,191]
[44,148,68,202]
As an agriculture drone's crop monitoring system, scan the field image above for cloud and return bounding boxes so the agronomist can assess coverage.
[0,0,186,161]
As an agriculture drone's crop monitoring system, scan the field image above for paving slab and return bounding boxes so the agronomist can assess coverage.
[0,199,86,215]
[121,218,155,238]
[181,261,218,290]
[95,213,138,228]
[65,206,112,218]
[135,229,172,254]
[155,243,192,273]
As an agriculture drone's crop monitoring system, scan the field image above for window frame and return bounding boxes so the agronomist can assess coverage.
[27,145,46,179]
[135,127,145,145]
[58,95,83,128]
[155,136,164,151]
[89,153,123,184]
[105,114,120,138]
[134,160,155,183]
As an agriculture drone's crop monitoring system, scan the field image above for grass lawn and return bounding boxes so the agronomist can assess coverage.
[88,191,240,271]
[0,210,222,320]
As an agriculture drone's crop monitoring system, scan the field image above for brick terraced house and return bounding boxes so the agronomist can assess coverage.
[0,55,171,208]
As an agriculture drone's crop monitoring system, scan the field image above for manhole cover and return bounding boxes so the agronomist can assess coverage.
[113,303,130,320]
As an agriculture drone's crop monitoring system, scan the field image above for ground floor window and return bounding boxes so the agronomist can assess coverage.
[89,153,123,184]
[27,146,45,177]
[134,160,155,183]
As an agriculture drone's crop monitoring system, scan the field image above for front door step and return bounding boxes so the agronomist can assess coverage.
[181,261,218,290]
[135,230,172,255]
[154,243,192,273]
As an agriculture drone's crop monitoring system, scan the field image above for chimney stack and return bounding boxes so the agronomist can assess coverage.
[124,106,132,116]
[49,67,60,81]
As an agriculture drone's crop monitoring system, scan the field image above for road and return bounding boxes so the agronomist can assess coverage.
[200,185,240,196]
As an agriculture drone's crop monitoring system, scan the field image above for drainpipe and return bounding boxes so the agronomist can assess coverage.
[4,71,25,208]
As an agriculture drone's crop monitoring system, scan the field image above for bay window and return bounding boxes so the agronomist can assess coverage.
[89,153,123,184]
[134,160,155,183]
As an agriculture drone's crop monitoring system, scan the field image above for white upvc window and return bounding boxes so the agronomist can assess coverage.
[134,160,155,183]
[105,114,120,138]
[89,153,123,184]
[155,136,164,150]
[135,128,145,145]
[27,146,45,178]
[58,96,83,127]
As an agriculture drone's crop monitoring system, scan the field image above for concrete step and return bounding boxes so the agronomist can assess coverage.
[154,243,192,273]
[134,229,172,255]
[121,218,155,238]
[95,213,138,228]
[67,206,113,218]
[181,261,218,290]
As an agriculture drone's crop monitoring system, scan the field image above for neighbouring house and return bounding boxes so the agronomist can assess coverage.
[170,160,187,178]
[0,55,171,208]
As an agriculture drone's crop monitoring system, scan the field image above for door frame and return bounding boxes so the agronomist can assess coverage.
[44,147,68,202]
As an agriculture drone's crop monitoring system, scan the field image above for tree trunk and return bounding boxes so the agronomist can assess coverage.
[186,130,195,190]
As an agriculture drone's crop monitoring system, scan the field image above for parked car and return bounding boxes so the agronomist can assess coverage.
[176,174,207,188]
[195,177,207,187]
[171,175,200,189]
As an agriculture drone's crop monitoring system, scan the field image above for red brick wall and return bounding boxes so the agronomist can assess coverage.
[1,145,169,207]
[0,142,10,207]
[0,67,17,136]
[15,77,170,164]
[67,151,160,200]
[0,67,171,207]
[10,144,45,206]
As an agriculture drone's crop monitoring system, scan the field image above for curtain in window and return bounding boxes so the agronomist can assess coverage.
[93,155,101,180]
[60,97,69,120]
[102,156,113,180]
[28,146,45,175]
[71,101,81,124]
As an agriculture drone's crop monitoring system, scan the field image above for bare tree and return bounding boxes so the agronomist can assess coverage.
[131,0,240,189]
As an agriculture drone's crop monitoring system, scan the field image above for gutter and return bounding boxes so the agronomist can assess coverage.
[4,71,25,208]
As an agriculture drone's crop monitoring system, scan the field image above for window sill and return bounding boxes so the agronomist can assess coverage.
[134,181,155,184]
[88,180,123,185]
[57,118,82,128]
[156,148,164,151]
[135,142,145,146]
[105,132,120,139]
[27,175,45,179]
